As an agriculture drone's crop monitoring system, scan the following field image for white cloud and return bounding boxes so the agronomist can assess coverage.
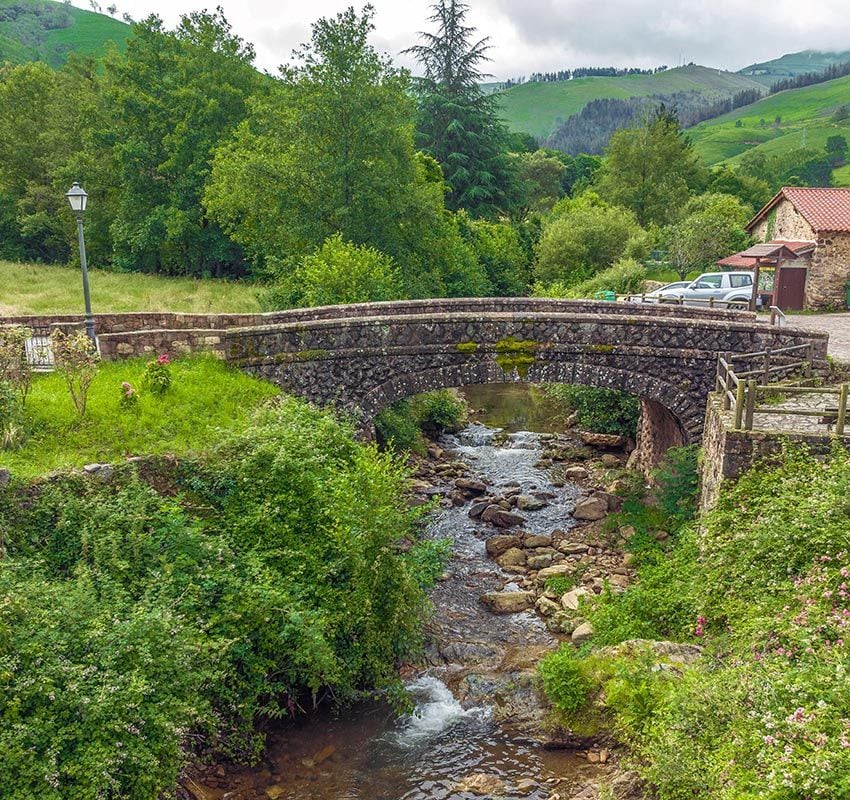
[72,0,850,78]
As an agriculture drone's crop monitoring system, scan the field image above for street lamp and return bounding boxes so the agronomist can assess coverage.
[66,182,96,343]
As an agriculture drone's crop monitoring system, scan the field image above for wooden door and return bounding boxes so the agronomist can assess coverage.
[774,266,807,310]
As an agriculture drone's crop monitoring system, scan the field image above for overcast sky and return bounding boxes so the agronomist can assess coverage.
[72,0,850,79]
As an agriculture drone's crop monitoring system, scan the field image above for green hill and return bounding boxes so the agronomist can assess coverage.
[0,0,131,67]
[740,50,850,86]
[688,73,850,183]
[496,65,765,139]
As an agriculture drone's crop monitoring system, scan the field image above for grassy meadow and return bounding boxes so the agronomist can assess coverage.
[1,355,279,477]
[688,73,850,168]
[0,260,262,315]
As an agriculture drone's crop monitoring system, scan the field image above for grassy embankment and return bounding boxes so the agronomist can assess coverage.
[1,355,279,477]
[539,445,850,798]
[0,260,262,315]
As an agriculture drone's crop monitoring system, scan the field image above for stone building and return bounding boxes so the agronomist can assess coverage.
[746,187,850,310]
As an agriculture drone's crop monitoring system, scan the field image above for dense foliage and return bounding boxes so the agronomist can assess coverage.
[540,445,850,799]
[544,384,640,437]
[0,397,434,798]
[375,389,467,452]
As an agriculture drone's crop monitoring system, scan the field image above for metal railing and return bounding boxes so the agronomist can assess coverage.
[25,326,55,370]
[715,343,848,434]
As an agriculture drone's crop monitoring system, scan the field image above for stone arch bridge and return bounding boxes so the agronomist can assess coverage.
[216,298,827,469]
[8,298,827,469]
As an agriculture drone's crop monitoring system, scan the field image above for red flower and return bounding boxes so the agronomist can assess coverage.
[157,353,171,365]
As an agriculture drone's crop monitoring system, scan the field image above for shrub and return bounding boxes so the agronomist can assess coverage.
[537,645,590,714]
[652,445,699,524]
[535,257,647,299]
[545,384,639,437]
[0,325,32,405]
[143,353,172,396]
[262,234,403,309]
[0,379,22,449]
[51,330,99,417]
[375,399,424,453]
[375,390,467,452]
[118,381,139,412]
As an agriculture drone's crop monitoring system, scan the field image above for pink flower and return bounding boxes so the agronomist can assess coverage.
[695,615,706,637]
[157,353,171,365]
[763,735,778,746]
[121,382,135,398]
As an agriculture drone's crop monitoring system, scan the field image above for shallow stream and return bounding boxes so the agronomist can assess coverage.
[208,386,604,799]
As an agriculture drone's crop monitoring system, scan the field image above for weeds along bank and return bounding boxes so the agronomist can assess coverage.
[0,356,443,799]
[539,445,850,799]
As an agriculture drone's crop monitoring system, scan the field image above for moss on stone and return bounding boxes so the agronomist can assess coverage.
[588,344,615,354]
[456,341,479,354]
[494,336,539,378]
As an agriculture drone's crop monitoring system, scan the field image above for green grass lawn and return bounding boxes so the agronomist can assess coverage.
[689,73,850,164]
[2,355,279,478]
[0,260,262,315]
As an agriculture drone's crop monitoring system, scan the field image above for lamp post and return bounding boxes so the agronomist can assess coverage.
[66,182,96,343]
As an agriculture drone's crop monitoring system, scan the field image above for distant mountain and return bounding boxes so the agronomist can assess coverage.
[688,72,850,185]
[496,65,766,140]
[740,50,850,87]
[0,0,131,68]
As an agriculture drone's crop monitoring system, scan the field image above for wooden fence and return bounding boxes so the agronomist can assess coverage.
[715,343,848,434]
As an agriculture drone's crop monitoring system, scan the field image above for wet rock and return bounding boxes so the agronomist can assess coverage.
[485,534,522,556]
[571,621,594,644]
[561,586,590,611]
[573,496,608,521]
[454,773,506,795]
[523,534,553,548]
[480,591,535,614]
[564,466,588,481]
[516,494,547,511]
[496,547,527,567]
[517,778,538,792]
[579,432,625,449]
[265,786,285,799]
[481,505,526,528]
[592,490,623,512]
[313,745,335,764]
[456,478,487,494]
[468,500,490,518]
[558,541,589,555]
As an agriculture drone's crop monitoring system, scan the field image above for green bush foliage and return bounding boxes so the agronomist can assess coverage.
[375,390,467,452]
[0,397,430,798]
[545,384,639,437]
[536,257,647,299]
[544,445,850,799]
[538,646,590,714]
[262,234,403,309]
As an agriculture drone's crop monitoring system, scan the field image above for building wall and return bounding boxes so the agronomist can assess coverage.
[750,198,850,310]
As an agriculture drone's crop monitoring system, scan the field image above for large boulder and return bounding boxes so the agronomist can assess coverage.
[593,489,623,512]
[485,534,522,556]
[480,591,535,614]
[455,478,487,494]
[535,563,576,584]
[516,494,547,511]
[481,505,526,528]
[573,495,608,521]
[564,466,589,481]
[580,431,625,449]
[571,621,594,644]
[496,547,527,568]
[561,586,590,611]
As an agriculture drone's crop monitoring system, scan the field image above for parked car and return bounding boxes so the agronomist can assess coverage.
[643,272,755,308]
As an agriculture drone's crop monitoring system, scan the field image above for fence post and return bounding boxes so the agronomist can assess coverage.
[734,379,746,429]
[745,379,757,430]
[806,343,813,378]
[762,348,771,385]
[709,296,714,308]
[723,353,733,410]
[837,384,849,436]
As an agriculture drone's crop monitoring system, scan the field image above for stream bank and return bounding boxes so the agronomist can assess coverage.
[192,385,640,800]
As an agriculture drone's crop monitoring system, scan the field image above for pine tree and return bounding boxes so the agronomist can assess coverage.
[405,0,516,218]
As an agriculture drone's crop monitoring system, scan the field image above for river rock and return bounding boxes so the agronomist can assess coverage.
[526,552,554,570]
[480,591,535,614]
[536,596,562,617]
[601,453,622,468]
[485,534,522,556]
[547,611,577,635]
[558,541,588,555]
[619,524,636,540]
[592,489,623,512]
[454,774,506,795]
[571,621,594,644]
[496,547,526,567]
[579,431,625,449]
[481,505,526,528]
[597,639,703,665]
[516,494,547,511]
[265,786,284,800]
[468,500,490,518]
[561,586,590,611]
[564,466,588,480]
[535,563,575,583]
[456,477,487,494]
[608,573,630,588]
[573,496,608,521]
[523,534,553,548]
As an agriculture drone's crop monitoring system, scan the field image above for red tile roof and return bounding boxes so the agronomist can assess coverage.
[716,240,814,268]
[747,187,850,233]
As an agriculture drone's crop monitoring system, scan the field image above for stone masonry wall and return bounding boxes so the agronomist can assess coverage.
[807,232,850,310]
[751,198,816,242]
[700,394,850,510]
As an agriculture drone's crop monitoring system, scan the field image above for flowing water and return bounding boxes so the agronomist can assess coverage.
[208,386,604,800]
